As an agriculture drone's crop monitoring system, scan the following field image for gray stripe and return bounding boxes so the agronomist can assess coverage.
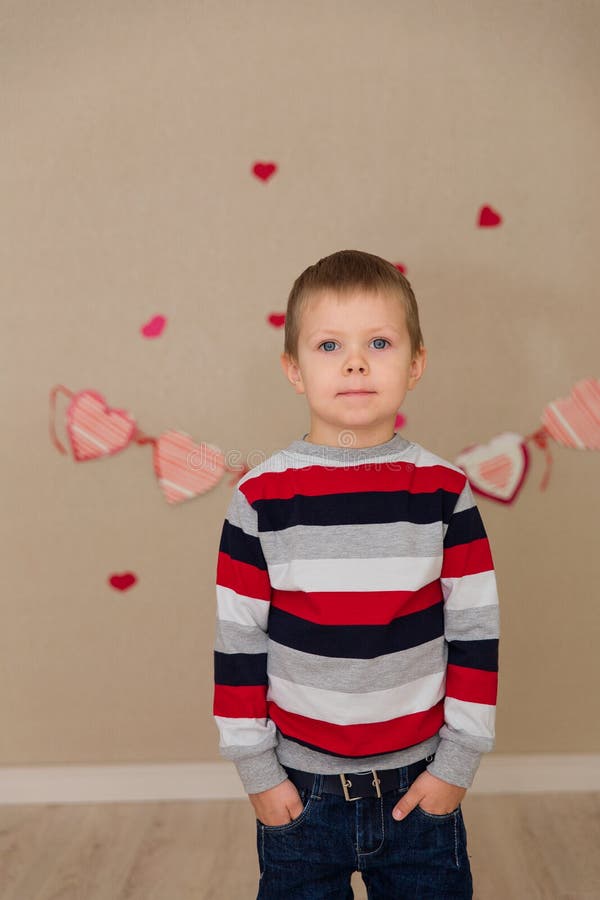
[260,520,445,561]
[275,733,441,774]
[225,487,260,537]
[215,618,268,654]
[444,604,500,641]
[267,637,446,692]
[282,432,412,464]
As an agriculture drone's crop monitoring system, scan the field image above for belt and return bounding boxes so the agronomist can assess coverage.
[283,753,435,802]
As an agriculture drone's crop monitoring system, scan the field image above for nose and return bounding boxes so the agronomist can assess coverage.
[344,353,369,375]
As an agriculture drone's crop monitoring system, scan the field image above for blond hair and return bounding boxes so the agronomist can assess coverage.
[283,249,424,362]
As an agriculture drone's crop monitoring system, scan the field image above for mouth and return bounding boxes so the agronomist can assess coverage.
[337,390,376,396]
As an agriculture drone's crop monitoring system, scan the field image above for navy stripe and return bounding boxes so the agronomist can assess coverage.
[267,603,444,659]
[448,639,499,672]
[214,651,268,686]
[219,519,268,570]
[444,505,486,549]
[254,488,457,533]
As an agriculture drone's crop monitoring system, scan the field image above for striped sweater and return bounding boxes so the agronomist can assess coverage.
[213,431,500,795]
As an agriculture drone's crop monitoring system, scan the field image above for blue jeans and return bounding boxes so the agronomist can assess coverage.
[255,757,473,899]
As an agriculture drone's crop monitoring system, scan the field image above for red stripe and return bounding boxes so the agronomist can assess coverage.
[216,551,271,601]
[270,580,442,626]
[241,462,466,504]
[213,684,268,717]
[267,700,445,757]
[441,537,494,577]
[446,663,498,705]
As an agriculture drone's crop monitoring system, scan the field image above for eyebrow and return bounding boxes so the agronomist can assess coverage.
[306,325,402,340]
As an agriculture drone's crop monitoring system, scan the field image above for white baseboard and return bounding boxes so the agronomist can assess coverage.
[1,755,599,805]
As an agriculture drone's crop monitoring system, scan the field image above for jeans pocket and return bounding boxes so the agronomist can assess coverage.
[413,801,462,822]
[257,786,313,833]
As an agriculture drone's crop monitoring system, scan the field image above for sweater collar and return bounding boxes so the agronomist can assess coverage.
[283,430,412,463]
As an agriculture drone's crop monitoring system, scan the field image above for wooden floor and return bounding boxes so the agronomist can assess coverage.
[1,793,599,899]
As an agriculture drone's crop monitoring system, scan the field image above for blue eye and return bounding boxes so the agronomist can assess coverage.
[317,338,390,352]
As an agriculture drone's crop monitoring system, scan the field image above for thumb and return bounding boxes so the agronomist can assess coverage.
[392,789,420,821]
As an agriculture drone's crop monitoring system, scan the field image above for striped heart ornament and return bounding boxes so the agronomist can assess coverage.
[455,432,530,504]
[153,431,226,503]
[541,378,600,450]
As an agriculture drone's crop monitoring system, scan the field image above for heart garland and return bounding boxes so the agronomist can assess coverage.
[49,385,248,504]
[453,378,600,504]
[51,377,599,507]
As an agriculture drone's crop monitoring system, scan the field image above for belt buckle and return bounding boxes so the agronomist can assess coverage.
[339,769,382,802]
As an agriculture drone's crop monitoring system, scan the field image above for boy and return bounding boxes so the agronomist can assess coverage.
[213,250,500,898]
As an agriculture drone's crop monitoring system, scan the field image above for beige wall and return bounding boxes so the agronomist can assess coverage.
[2,0,599,768]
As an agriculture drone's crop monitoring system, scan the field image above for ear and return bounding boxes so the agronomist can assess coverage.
[280,353,306,394]
[407,346,427,390]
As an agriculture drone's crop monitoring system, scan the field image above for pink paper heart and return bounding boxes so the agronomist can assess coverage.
[394,412,406,429]
[393,263,407,274]
[154,430,226,504]
[252,161,278,182]
[109,572,137,591]
[141,315,167,338]
[478,205,502,227]
[541,378,600,449]
[455,432,529,504]
[267,313,286,328]
[67,390,137,461]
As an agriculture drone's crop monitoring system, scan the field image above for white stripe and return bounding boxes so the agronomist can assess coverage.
[214,716,273,748]
[267,671,445,726]
[441,569,499,611]
[269,555,443,592]
[216,585,269,630]
[548,403,585,448]
[71,424,110,452]
[444,696,495,740]
[159,477,195,497]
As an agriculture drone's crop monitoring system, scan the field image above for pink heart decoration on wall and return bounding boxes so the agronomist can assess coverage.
[141,315,167,338]
[252,161,278,181]
[67,390,137,461]
[267,313,286,327]
[393,263,407,273]
[154,430,226,503]
[109,572,138,591]
[455,432,530,504]
[478,205,503,227]
[541,378,600,449]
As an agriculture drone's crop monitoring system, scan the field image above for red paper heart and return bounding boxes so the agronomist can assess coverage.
[67,390,137,461]
[394,412,406,429]
[393,263,407,273]
[141,315,167,338]
[252,161,278,181]
[478,205,502,227]
[109,572,137,591]
[267,313,286,327]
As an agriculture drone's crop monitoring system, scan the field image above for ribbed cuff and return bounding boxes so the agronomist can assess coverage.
[426,738,482,788]
[235,749,289,795]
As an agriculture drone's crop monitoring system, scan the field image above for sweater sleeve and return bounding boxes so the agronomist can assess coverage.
[212,484,289,795]
[426,476,500,789]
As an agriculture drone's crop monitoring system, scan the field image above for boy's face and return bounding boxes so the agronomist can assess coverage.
[280,288,427,448]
